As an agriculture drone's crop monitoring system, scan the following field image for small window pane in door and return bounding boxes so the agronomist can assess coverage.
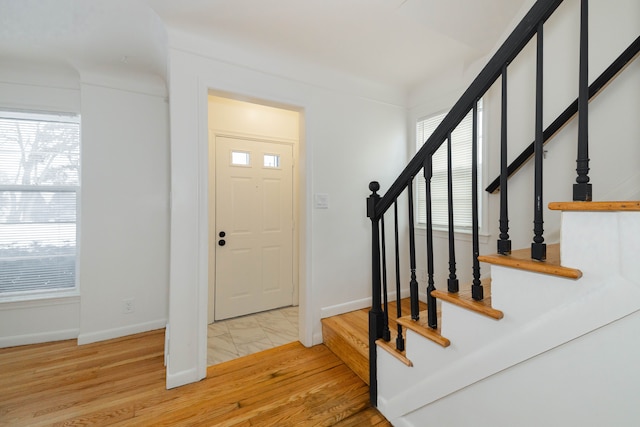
[231,151,250,166]
[263,154,280,168]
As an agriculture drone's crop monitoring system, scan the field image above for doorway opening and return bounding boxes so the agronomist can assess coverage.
[206,94,301,365]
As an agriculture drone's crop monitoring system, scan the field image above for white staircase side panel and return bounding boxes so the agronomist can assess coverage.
[379,272,640,420]
[618,212,640,286]
[560,211,622,276]
[398,310,640,427]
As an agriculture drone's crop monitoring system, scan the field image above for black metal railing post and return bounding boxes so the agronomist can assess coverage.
[407,179,420,320]
[498,64,512,255]
[380,216,391,342]
[367,181,383,406]
[471,101,484,301]
[447,132,460,293]
[532,23,547,261]
[393,201,405,352]
[424,158,437,328]
[446,133,459,293]
[574,0,592,201]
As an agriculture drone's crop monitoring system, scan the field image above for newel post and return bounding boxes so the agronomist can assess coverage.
[367,181,383,406]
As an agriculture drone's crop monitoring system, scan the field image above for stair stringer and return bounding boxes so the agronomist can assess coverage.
[377,210,640,424]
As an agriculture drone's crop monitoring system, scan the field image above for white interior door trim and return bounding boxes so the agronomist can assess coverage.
[198,86,312,378]
[166,70,314,391]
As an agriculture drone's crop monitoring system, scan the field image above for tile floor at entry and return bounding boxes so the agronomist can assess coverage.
[207,306,299,366]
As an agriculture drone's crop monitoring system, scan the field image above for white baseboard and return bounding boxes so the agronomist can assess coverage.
[0,328,79,348]
[77,318,167,345]
[312,331,324,345]
[166,367,201,389]
[321,297,371,319]
[320,289,410,319]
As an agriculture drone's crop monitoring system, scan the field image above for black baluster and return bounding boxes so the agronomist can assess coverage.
[471,101,484,301]
[424,157,437,329]
[380,216,391,342]
[393,201,405,352]
[498,64,512,255]
[574,0,592,201]
[532,23,547,261]
[367,181,383,406]
[407,178,420,321]
[446,133,459,293]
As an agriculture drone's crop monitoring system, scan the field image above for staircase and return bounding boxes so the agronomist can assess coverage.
[324,203,640,425]
[377,202,640,425]
[351,0,640,424]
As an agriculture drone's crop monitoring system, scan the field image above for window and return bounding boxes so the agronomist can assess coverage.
[231,151,250,166]
[0,111,80,297]
[263,154,280,168]
[416,101,482,230]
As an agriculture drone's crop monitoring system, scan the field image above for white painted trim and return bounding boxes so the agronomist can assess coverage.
[196,78,209,382]
[320,289,411,319]
[166,367,200,390]
[0,328,79,348]
[312,332,324,345]
[209,129,298,146]
[0,294,80,309]
[321,297,371,319]
[77,319,166,345]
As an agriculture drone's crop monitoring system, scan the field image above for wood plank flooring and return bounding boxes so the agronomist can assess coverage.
[0,329,391,426]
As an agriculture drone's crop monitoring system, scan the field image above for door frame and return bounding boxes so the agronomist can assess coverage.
[208,131,299,323]
[166,64,314,389]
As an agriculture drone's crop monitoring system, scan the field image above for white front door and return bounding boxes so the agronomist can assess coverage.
[214,136,294,320]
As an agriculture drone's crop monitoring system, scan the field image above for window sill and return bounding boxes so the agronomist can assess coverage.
[0,289,80,308]
[414,224,490,245]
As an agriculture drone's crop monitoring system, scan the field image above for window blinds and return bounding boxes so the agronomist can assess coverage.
[416,103,481,230]
[0,112,80,295]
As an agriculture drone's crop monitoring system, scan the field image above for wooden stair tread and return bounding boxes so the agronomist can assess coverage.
[549,201,640,211]
[478,243,582,279]
[322,314,370,384]
[376,333,413,367]
[322,315,369,358]
[322,299,429,379]
[397,310,450,347]
[431,279,503,320]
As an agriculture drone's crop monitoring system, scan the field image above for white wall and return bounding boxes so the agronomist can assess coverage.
[165,28,407,388]
[0,61,83,347]
[77,80,170,344]
[0,60,170,347]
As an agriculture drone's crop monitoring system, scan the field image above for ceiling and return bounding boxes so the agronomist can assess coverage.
[0,0,528,91]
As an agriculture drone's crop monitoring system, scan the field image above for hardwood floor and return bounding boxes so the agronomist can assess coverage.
[0,329,391,426]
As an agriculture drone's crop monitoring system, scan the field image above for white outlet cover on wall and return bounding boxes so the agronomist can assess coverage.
[314,193,329,209]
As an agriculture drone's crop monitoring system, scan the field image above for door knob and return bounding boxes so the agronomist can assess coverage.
[219,231,226,238]
[218,239,226,246]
